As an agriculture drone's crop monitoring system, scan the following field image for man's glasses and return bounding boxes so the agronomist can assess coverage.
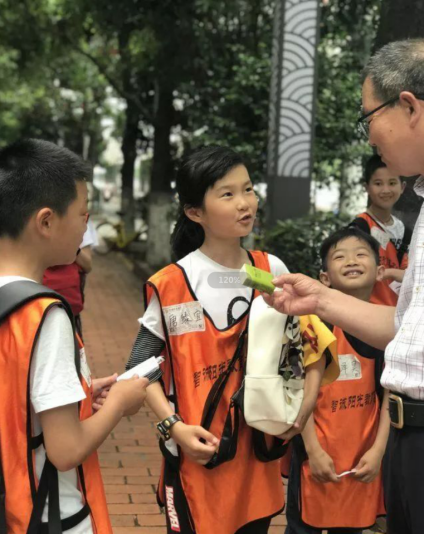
[357,93,424,139]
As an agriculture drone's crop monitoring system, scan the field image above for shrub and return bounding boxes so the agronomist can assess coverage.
[261,212,351,279]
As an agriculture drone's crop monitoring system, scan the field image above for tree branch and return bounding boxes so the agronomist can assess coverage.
[74,45,153,123]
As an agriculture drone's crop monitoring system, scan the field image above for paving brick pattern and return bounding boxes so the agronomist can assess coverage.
[83,252,377,534]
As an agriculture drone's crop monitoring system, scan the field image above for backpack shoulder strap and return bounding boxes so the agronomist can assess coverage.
[0,280,68,323]
[397,225,412,264]
[348,217,371,234]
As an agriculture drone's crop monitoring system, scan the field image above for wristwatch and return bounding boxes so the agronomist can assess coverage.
[156,414,183,440]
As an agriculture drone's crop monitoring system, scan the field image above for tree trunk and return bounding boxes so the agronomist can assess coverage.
[150,83,174,194]
[146,82,174,267]
[120,101,140,231]
[374,0,424,50]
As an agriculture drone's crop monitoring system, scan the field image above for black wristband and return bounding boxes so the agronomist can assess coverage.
[156,414,183,441]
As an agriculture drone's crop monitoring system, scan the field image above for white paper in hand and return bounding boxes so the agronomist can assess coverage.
[336,469,357,478]
[117,356,164,383]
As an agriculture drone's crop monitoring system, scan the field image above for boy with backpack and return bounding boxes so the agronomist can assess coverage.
[0,139,148,533]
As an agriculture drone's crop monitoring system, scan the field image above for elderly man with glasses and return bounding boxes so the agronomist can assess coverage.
[266,39,424,534]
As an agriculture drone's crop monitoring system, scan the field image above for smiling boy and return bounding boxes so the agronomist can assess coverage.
[285,227,389,534]
[350,154,409,306]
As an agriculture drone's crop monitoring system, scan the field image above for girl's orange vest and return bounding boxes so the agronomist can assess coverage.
[145,251,285,534]
[299,327,385,529]
[357,212,408,306]
[0,297,112,533]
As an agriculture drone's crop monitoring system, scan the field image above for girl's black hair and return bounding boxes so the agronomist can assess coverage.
[171,146,244,260]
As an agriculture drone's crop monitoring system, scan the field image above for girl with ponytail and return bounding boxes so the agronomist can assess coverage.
[125,146,323,534]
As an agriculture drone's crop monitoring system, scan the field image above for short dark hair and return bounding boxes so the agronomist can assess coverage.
[364,154,401,184]
[320,227,380,271]
[0,139,91,238]
[364,154,386,184]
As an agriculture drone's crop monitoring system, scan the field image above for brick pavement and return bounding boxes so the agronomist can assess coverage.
[82,252,377,534]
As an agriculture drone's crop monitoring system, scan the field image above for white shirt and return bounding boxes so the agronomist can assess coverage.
[141,250,288,455]
[141,250,289,338]
[0,277,92,533]
[80,219,98,249]
[371,213,405,249]
[382,177,424,400]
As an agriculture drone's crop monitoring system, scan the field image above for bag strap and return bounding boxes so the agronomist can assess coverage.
[200,331,247,469]
[252,430,289,462]
[0,281,66,323]
[342,331,385,404]
[0,280,80,375]
[397,225,412,264]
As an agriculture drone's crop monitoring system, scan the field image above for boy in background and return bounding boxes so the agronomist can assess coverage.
[285,227,390,534]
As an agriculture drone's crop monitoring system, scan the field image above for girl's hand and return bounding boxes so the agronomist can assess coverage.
[353,447,383,483]
[170,422,219,465]
[308,447,339,484]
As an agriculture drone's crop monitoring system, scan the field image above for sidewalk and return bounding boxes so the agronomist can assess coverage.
[83,252,377,534]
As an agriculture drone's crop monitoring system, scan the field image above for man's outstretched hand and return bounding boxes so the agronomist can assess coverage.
[263,273,327,317]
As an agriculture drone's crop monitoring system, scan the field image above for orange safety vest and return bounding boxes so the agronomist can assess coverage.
[356,212,408,306]
[0,283,112,533]
[145,251,285,534]
[299,327,385,529]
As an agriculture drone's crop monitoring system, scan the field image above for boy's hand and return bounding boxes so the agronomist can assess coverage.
[262,274,327,317]
[107,375,149,416]
[353,447,383,483]
[308,447,340,483]
[276,398,314,441]
[170,422,219,465]
[92,374,118,412]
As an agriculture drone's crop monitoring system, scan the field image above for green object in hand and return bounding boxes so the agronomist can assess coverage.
[240,264,275,294]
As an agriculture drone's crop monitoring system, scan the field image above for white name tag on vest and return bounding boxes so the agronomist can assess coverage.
[79,347,92,387]
[163,301,206,336]
[371,226,390,250]
[337,354,362,381]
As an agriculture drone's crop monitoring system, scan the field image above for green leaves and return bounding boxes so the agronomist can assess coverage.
[262,211,352,278]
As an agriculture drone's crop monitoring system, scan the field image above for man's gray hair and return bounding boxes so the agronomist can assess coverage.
[364,39,424,102]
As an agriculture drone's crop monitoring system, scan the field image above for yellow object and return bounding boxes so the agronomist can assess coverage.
[300,314,339,385]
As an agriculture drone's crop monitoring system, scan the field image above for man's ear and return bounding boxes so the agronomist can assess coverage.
[401,180,407,194]
[35,208,55,237]
[399,91,422,128]
[319,271,331,287]
[184,206,203,224]
[376,265,385,282]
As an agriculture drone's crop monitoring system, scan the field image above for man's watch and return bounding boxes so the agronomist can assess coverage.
[156,414,183,440]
